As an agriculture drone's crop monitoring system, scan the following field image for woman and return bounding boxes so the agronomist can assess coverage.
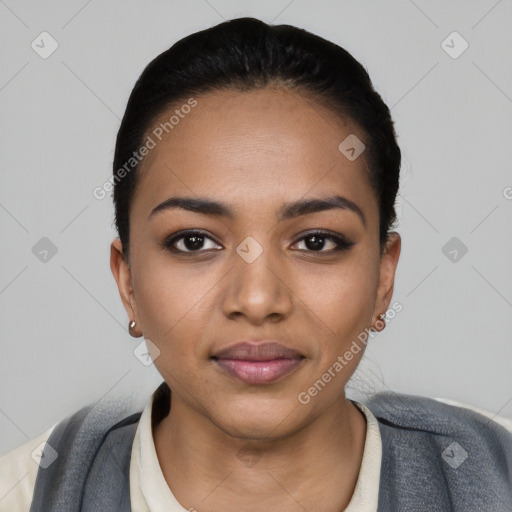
[1,16,511,512]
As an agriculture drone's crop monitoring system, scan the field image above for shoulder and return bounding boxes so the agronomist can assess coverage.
[0,397,142,512]
[363,390,512,507]
[364,390,512,441]
[0,423,57,512]
[433,396,512,433]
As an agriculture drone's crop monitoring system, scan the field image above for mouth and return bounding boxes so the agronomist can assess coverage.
[211,341,305,385]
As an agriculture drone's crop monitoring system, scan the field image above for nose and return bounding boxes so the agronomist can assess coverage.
[222,242,293,325]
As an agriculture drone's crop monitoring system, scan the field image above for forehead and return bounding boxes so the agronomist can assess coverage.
[132,87,377,223]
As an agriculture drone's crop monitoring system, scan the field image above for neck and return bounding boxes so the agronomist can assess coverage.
[153,392,367,512]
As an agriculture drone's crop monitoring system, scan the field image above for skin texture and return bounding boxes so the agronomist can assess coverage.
[110,87,401,512]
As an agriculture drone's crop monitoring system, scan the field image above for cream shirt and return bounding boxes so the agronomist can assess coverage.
[1,389,511,512]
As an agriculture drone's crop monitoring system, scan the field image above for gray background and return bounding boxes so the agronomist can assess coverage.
[1,0,511,457]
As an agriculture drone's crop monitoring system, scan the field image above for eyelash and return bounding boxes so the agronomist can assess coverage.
[163,229,354,255]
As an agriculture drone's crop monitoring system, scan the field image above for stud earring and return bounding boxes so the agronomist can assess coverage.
[128,320,141,338]
[372,313,387,332]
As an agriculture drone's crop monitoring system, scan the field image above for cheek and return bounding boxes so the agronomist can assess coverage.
[131,258,213,363]
[300,258,376,326]
[133,250,209,324]
[294,259,377,369]
[300,275,374,395]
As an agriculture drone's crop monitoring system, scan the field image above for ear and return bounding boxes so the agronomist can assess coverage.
[372,232,401,328]
[110,238,142,337]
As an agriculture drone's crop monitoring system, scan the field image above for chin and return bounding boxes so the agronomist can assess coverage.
[210,398,305,441]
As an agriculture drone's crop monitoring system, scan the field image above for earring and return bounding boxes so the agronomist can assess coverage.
[372,313,387,332]
[128,320,141,338]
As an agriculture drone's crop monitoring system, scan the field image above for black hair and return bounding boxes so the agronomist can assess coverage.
[112,17,400,262]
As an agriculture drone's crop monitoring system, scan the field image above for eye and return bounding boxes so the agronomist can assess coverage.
[163,230,222,253]
[292,230,354,253]
[163,229,354,255]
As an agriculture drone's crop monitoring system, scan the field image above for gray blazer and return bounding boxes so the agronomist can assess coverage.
[29,382,512,511]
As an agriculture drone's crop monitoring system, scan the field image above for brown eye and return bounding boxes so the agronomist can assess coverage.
[164,231,222,253]
[292,231,354,253]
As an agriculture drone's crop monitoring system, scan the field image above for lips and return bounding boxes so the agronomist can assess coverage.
[212,341,303,361]
[211,341,305,384]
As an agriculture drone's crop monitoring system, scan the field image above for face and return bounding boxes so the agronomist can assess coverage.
[111,87,400,440]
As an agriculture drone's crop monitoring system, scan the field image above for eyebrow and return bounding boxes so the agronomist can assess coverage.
[148,195,366,227]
